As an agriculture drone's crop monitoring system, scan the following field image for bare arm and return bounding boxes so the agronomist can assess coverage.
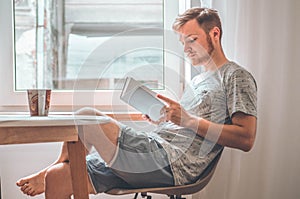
[187,112,256,152]
[157,94,257,152]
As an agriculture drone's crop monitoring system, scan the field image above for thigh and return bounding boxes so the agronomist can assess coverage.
[81,120,120,163]
[109,126,175,188]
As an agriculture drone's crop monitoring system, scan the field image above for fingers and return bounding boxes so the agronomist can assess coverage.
[157,94,184,124]
[157,94,177,105]
[141,114,157,124]
[160,106,171,115]
[141,114,151,122]
[142,114,150,119]
[159,105,170,122]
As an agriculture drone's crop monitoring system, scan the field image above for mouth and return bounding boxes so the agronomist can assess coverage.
[187,52,196,58]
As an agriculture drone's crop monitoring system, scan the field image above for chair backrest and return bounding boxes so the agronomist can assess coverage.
[106,151,222,196]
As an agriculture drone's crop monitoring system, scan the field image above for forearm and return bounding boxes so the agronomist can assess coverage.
[156,94,257,151]
[186,115,256,152]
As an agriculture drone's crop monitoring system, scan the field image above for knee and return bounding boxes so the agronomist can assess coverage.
[75,107,103,116]
[45,163,70,190]
[44,163,72,196]
[45,165,61,187]
[83,122,120,138]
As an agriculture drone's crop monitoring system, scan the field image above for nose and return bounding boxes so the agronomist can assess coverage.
[183,43,192,53]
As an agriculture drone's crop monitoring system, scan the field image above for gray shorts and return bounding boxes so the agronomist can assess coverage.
[86,124,174,193]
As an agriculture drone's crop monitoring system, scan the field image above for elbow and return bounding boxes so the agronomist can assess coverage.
[230,113,257,152]
[242,137,255,152]
[241,131,256,152]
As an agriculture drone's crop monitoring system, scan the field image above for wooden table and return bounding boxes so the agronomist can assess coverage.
[0,115,106,199]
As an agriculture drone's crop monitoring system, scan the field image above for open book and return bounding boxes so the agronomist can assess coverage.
[120,77,165,121]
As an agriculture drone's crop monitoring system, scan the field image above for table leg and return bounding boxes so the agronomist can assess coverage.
[67,130,89,199]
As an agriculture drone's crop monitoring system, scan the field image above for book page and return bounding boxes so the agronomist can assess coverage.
[120,77,165,121]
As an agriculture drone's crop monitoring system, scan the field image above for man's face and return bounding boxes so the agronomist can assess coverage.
[178,19,214,66]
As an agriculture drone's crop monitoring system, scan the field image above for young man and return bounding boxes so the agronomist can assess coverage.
[16,7,257,198]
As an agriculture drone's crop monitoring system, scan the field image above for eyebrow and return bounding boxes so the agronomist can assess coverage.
[179,34,199,41]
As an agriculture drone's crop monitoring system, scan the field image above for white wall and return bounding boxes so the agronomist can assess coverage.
[0,143,61,199]
[194,1,300,199]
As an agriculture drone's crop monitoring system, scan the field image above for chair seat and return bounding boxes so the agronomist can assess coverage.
[106,151,222,197]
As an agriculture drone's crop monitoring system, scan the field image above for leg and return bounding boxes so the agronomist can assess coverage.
[15,108,97,196]
[17,107,120,197]
[45,109,120,199]
[16,142,70,196]
[76,107,121,163]
[45,162,95,199]
[81,121,120,163]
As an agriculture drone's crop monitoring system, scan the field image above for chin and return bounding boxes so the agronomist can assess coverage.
[189,58,200,66]
[191,60,204,66]
[191,62,200,66]
[191,56,212,67]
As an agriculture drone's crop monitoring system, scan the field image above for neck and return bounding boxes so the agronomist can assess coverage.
[204,48,228,71]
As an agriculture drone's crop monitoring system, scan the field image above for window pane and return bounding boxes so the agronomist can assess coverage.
[14,0,164,90]
[14,0,37,89]
[60,33,164,90]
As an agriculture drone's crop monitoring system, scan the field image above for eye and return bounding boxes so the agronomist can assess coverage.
[187,37,198,43]
[180,36,198,46]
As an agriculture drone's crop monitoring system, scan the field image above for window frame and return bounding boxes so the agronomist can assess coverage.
[0,0,184,112]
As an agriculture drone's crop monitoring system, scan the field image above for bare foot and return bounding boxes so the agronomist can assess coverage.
[16,172,45,196]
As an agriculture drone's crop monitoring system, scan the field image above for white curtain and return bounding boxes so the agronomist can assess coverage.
[193,0,300,199]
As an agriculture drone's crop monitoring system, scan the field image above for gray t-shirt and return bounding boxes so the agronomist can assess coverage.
[151,61,257,185]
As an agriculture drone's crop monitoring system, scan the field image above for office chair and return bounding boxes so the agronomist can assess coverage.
[106,151,222,199]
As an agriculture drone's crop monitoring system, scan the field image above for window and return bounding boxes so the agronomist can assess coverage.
[14,0,165,91]
[1,0,182,109]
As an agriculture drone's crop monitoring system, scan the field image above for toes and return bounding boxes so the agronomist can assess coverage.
[22,184,37,196]
[27,189,35,196]
[25,187,32,195]
[16,179,27,186]
[20,184,30,194]
[20,184,28,192]
[16,173,45,196]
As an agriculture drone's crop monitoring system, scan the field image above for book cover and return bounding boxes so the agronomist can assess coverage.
[120,77,165,121]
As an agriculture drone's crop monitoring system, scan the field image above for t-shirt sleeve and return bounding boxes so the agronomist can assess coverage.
[225,69,257,118]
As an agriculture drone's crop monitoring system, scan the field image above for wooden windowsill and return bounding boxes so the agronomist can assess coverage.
[106,113,143,121]
[0,111,144,121]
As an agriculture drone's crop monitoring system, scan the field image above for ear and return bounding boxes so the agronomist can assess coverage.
[210,27,220,41]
